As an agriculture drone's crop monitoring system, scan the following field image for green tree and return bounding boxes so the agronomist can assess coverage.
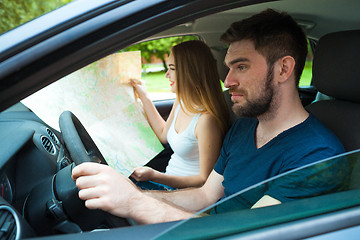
[123,35,198,71]
[0,0,73,34]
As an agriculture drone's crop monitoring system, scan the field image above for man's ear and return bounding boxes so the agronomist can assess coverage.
[277,56,296,83]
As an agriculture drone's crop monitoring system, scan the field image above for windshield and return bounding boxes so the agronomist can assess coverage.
[0,0,74,35]
[20,51,165,177]
[156,150,360,239]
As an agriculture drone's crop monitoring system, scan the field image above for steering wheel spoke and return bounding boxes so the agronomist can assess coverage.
[59,111,106,165]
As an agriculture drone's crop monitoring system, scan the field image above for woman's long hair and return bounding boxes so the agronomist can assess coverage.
[172,40,230,136]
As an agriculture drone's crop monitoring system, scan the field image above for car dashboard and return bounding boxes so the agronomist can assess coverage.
[0,106,70,238]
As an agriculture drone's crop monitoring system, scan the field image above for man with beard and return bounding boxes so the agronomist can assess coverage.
[71,9,345,224]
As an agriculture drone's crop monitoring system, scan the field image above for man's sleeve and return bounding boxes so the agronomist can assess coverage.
[265,156,350,203]
[280,145,345,174]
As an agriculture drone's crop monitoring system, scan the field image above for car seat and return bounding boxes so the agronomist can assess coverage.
[306,30,360,190]
[306,30,360,152]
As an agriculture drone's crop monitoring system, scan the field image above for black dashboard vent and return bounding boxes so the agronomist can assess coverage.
[0,206,19,240]
[46,128,60,145]
[41,136,56,155]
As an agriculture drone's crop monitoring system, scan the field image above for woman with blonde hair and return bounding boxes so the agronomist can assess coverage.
[130,40,229,189]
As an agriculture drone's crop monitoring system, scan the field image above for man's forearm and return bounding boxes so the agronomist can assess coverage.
[144,187,210,212]
[129,192,195,224]
[128,170,224,224]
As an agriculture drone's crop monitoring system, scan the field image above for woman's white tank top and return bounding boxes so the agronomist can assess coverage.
[165,105,201,176]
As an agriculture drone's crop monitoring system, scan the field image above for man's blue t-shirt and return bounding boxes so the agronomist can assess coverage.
[213,114,345,211]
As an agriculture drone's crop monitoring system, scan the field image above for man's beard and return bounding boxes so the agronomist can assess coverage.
[232,67,275,118]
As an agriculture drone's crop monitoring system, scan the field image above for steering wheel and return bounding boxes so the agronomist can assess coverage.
[24,111,129,235]
[59,111,106,165]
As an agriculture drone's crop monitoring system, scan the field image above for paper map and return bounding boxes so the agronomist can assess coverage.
[22,51,164,177]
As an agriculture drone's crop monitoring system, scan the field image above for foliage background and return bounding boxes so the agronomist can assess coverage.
[0,0,73,34]
[122,36,198,71]
[122,36,199,96]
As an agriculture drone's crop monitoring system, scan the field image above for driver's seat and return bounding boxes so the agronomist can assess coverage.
[306,30,360,153]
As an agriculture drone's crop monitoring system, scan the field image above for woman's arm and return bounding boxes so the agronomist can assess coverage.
[129,79,177,143]
[132,113,223,188]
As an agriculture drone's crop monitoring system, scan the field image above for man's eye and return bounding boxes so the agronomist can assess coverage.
[238,65,246,71]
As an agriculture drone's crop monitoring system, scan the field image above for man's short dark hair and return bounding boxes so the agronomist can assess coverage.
[221,9,308,86]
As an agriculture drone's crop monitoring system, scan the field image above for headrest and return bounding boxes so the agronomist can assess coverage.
[312,30,360,103]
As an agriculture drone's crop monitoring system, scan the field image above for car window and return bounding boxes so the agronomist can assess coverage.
[299,40,314,87]
[156,150,360,239]
[121,35,199,101]
[0,0,74,35]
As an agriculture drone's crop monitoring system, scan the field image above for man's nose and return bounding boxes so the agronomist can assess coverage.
[224,70,239,88]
